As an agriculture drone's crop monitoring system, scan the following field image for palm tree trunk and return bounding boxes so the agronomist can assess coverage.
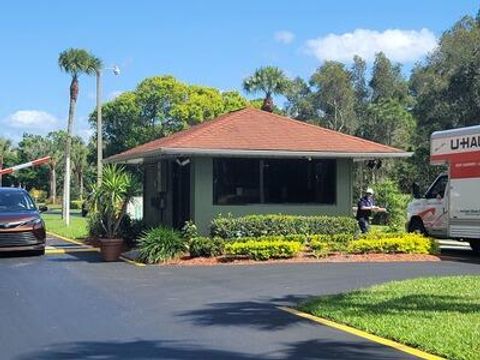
[79,170,84,201]
[62,77,78,225]
[50,165,57,204]
[0,157,3,187]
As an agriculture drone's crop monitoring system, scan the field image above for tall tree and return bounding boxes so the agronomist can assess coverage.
[17,132,65,203]
[310,61,357,133]
[58,48,101,225]
[284,77,316,121]
[243,66,290,112]
[369,52,409,104]
[0,138,13,186]
[95,76,250,157]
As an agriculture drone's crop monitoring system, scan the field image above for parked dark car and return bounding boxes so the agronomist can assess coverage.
[0,188,47,255]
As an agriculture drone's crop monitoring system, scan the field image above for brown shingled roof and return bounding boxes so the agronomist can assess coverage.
[107,107,408,162]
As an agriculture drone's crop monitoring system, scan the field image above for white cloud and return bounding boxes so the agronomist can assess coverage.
[4,110,58,129]
[274,30,295,44]
[305,28,437,63]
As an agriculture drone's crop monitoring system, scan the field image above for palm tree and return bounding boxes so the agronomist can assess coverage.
[242,66,290,112]
[58,48,102,225]
[0,138,13,187]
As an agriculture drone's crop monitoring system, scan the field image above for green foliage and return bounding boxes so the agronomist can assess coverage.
[181,220,199,241]
[137,226,186,264]
[300,276,480,360]
[70,200,83,209]
[227,234,307,244]
[58,48,102,77]
[310,61,357,133]
[309,240,331,258]
[372,180,410,228]
[30,188,48,203]
[309,233,355,253]
[87,212,145,247]
[210,214,358,239]
[189,237,225,258]
[225,240,302,261]
[94,75,250,157]
[369,52,410,104]
[347,233,438,254]
[243,66,290,98]
[90,165,136,239]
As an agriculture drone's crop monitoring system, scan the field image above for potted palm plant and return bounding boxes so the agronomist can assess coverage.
[91,164,136,261]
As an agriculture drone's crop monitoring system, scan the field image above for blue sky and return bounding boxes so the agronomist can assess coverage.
[0,0,477,143]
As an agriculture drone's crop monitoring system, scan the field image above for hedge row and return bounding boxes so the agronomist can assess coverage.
[211,214,358,239]
[188,232,437,261]
[224,240,302,261]
[348,234,438,255]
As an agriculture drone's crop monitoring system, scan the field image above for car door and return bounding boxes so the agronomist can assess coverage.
[423,175,449,237]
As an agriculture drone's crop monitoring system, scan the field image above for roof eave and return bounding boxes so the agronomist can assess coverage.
[105,147,412,164]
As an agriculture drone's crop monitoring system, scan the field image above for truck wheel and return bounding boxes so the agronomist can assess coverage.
[408,218,426,235]
[469,241,480,255]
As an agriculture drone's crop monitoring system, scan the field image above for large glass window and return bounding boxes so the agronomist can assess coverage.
[213,159,260,205]
[213,158,336,205]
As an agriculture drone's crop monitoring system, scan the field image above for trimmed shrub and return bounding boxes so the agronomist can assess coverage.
[347,233,438,255]
[225,240,302,261]
[211,214,357,239]
[137,227,187,264]
[189,237,225,257]
[182,220,199,241]
[227,234,307,244]
[309,240,331,258]
[70,200,83,210]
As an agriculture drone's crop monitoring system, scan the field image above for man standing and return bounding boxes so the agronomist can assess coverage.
[356,188,385,233]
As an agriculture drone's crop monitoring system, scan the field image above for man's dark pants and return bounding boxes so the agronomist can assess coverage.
[358,217,370,233]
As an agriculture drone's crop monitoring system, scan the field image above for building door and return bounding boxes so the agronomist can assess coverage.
[172,161,191,229]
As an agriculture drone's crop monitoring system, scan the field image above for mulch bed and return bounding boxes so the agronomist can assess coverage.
[156,253,441,267]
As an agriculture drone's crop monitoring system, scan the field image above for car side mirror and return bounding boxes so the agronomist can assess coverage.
[412,182,421,199]
[39,205,48,213]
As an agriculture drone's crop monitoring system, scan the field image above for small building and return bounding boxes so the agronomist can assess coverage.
[106,108,410,234]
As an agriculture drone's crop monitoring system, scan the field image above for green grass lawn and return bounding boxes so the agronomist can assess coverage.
[299,276,480,360]
[42,211,88,240]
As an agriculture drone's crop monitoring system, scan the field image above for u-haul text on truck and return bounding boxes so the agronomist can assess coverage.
[407,125,480,254]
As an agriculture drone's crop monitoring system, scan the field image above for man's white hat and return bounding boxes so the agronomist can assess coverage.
[366,188,374,195]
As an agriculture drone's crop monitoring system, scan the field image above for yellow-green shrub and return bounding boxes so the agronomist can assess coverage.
[347,233,438,255]
[309,240,331,258]
[225,240,302,261]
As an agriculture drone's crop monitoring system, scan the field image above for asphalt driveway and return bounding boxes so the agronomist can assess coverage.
[1,246,479,359]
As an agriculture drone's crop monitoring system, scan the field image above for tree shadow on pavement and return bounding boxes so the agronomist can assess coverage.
[177,300,304,331]
[16,338,405,360]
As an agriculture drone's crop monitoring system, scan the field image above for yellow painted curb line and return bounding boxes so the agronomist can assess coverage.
[46,232,86,246]
[45,247,100,255]
[119,255,146,267]
[47,231,146,267]
[278,306,445,360]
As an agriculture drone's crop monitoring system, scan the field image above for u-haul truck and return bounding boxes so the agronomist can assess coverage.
[407,125,480,254]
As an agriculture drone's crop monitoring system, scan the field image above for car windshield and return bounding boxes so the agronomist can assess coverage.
[0,191,36,213]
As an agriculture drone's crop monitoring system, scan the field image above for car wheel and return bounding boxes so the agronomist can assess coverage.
[469,241,480,255]
[408,218,426,235]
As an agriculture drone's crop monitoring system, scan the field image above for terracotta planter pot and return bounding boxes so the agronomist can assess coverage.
[100,238,124,262]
